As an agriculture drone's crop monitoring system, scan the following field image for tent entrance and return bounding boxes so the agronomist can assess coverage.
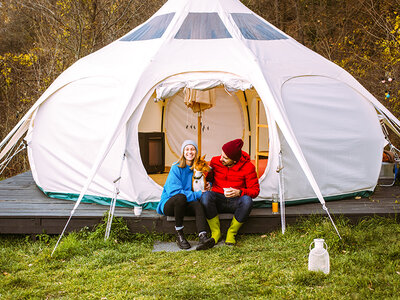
[138,83,270,184]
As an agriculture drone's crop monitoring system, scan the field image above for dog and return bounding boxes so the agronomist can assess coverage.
[192,155,211,192]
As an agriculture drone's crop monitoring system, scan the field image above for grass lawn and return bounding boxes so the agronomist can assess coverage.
[1,215,400,299]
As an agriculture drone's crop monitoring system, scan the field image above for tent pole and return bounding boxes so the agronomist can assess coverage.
[160,99,165,132]
[0,117,30,162]
[278,151,286,234]
[51,213,73,256]
[242,91,251,156]
[105,154,125,240]
[198,111,202,156]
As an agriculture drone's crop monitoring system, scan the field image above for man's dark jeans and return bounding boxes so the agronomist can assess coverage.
[200,191,253,223]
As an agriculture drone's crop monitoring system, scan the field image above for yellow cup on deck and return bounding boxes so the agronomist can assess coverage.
[272,193,279,214]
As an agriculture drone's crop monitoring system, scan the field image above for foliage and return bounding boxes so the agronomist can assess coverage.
[0,0,164,178]
[0,216,400,299]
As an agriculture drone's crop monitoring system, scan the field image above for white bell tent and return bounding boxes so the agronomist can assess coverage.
[1,0,400,216]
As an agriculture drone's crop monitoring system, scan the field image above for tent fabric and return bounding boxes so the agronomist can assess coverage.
[1,0,399,210]
[183,88,215,113]
[280,76,385,201]
[155,72,253,99]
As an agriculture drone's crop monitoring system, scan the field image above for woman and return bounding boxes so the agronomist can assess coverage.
[156,140,214,250]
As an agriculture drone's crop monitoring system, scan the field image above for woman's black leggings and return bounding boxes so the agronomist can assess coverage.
[163,193,208,233]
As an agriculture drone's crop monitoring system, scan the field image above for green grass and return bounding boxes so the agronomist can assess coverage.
[1,215,400,299]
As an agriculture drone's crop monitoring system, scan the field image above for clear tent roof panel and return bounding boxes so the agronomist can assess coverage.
[120,13,175,41]
[175,13,232,39]
[119,11,287,42]
[231,13,288,40]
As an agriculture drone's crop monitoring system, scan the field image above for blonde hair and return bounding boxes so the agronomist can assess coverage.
[178,149,198,168]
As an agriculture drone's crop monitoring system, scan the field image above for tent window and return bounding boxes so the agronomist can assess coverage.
[175,13,232,39]
[231,13,287,40]
[120,13,175,41]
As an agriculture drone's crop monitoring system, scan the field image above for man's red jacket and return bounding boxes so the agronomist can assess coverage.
[206,151,260,198]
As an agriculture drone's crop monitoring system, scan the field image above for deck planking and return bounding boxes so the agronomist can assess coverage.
[0,171,399,235]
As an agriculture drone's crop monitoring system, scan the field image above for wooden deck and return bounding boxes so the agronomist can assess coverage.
[0,171,399,235]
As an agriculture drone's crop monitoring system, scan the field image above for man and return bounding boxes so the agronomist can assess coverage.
[201,139,260,245]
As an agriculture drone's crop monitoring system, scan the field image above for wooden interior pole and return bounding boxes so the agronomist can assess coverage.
[255,98,260,177]
[198,111,202,156]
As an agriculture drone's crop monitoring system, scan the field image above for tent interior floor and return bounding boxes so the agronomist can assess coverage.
[0,171,399,235]
[149,173,168,186]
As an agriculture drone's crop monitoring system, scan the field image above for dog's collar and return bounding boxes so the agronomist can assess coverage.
[193,174,203,180]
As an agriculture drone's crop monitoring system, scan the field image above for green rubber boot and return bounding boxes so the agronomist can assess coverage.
[207,216,221,244]
[225,217,243,245]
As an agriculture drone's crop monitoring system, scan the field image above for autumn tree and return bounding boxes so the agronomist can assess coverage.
[0,0,165,177]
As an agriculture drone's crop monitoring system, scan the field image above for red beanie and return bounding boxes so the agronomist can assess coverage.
[222,139,244,162]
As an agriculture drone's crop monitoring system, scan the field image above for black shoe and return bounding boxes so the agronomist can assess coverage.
[196,232,215,250]
[176,229,191,249]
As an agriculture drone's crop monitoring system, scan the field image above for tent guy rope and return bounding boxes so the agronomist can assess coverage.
[0,140,27,175]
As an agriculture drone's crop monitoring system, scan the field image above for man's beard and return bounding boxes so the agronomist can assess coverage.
[221,160,234,167]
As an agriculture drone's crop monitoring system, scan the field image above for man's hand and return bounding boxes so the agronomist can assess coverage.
[205,182,211,191]
[225,188,241,198]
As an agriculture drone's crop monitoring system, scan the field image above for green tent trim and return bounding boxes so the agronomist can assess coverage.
[252,190,373,208]
[38,185,372,211]
[38,186,158,210]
